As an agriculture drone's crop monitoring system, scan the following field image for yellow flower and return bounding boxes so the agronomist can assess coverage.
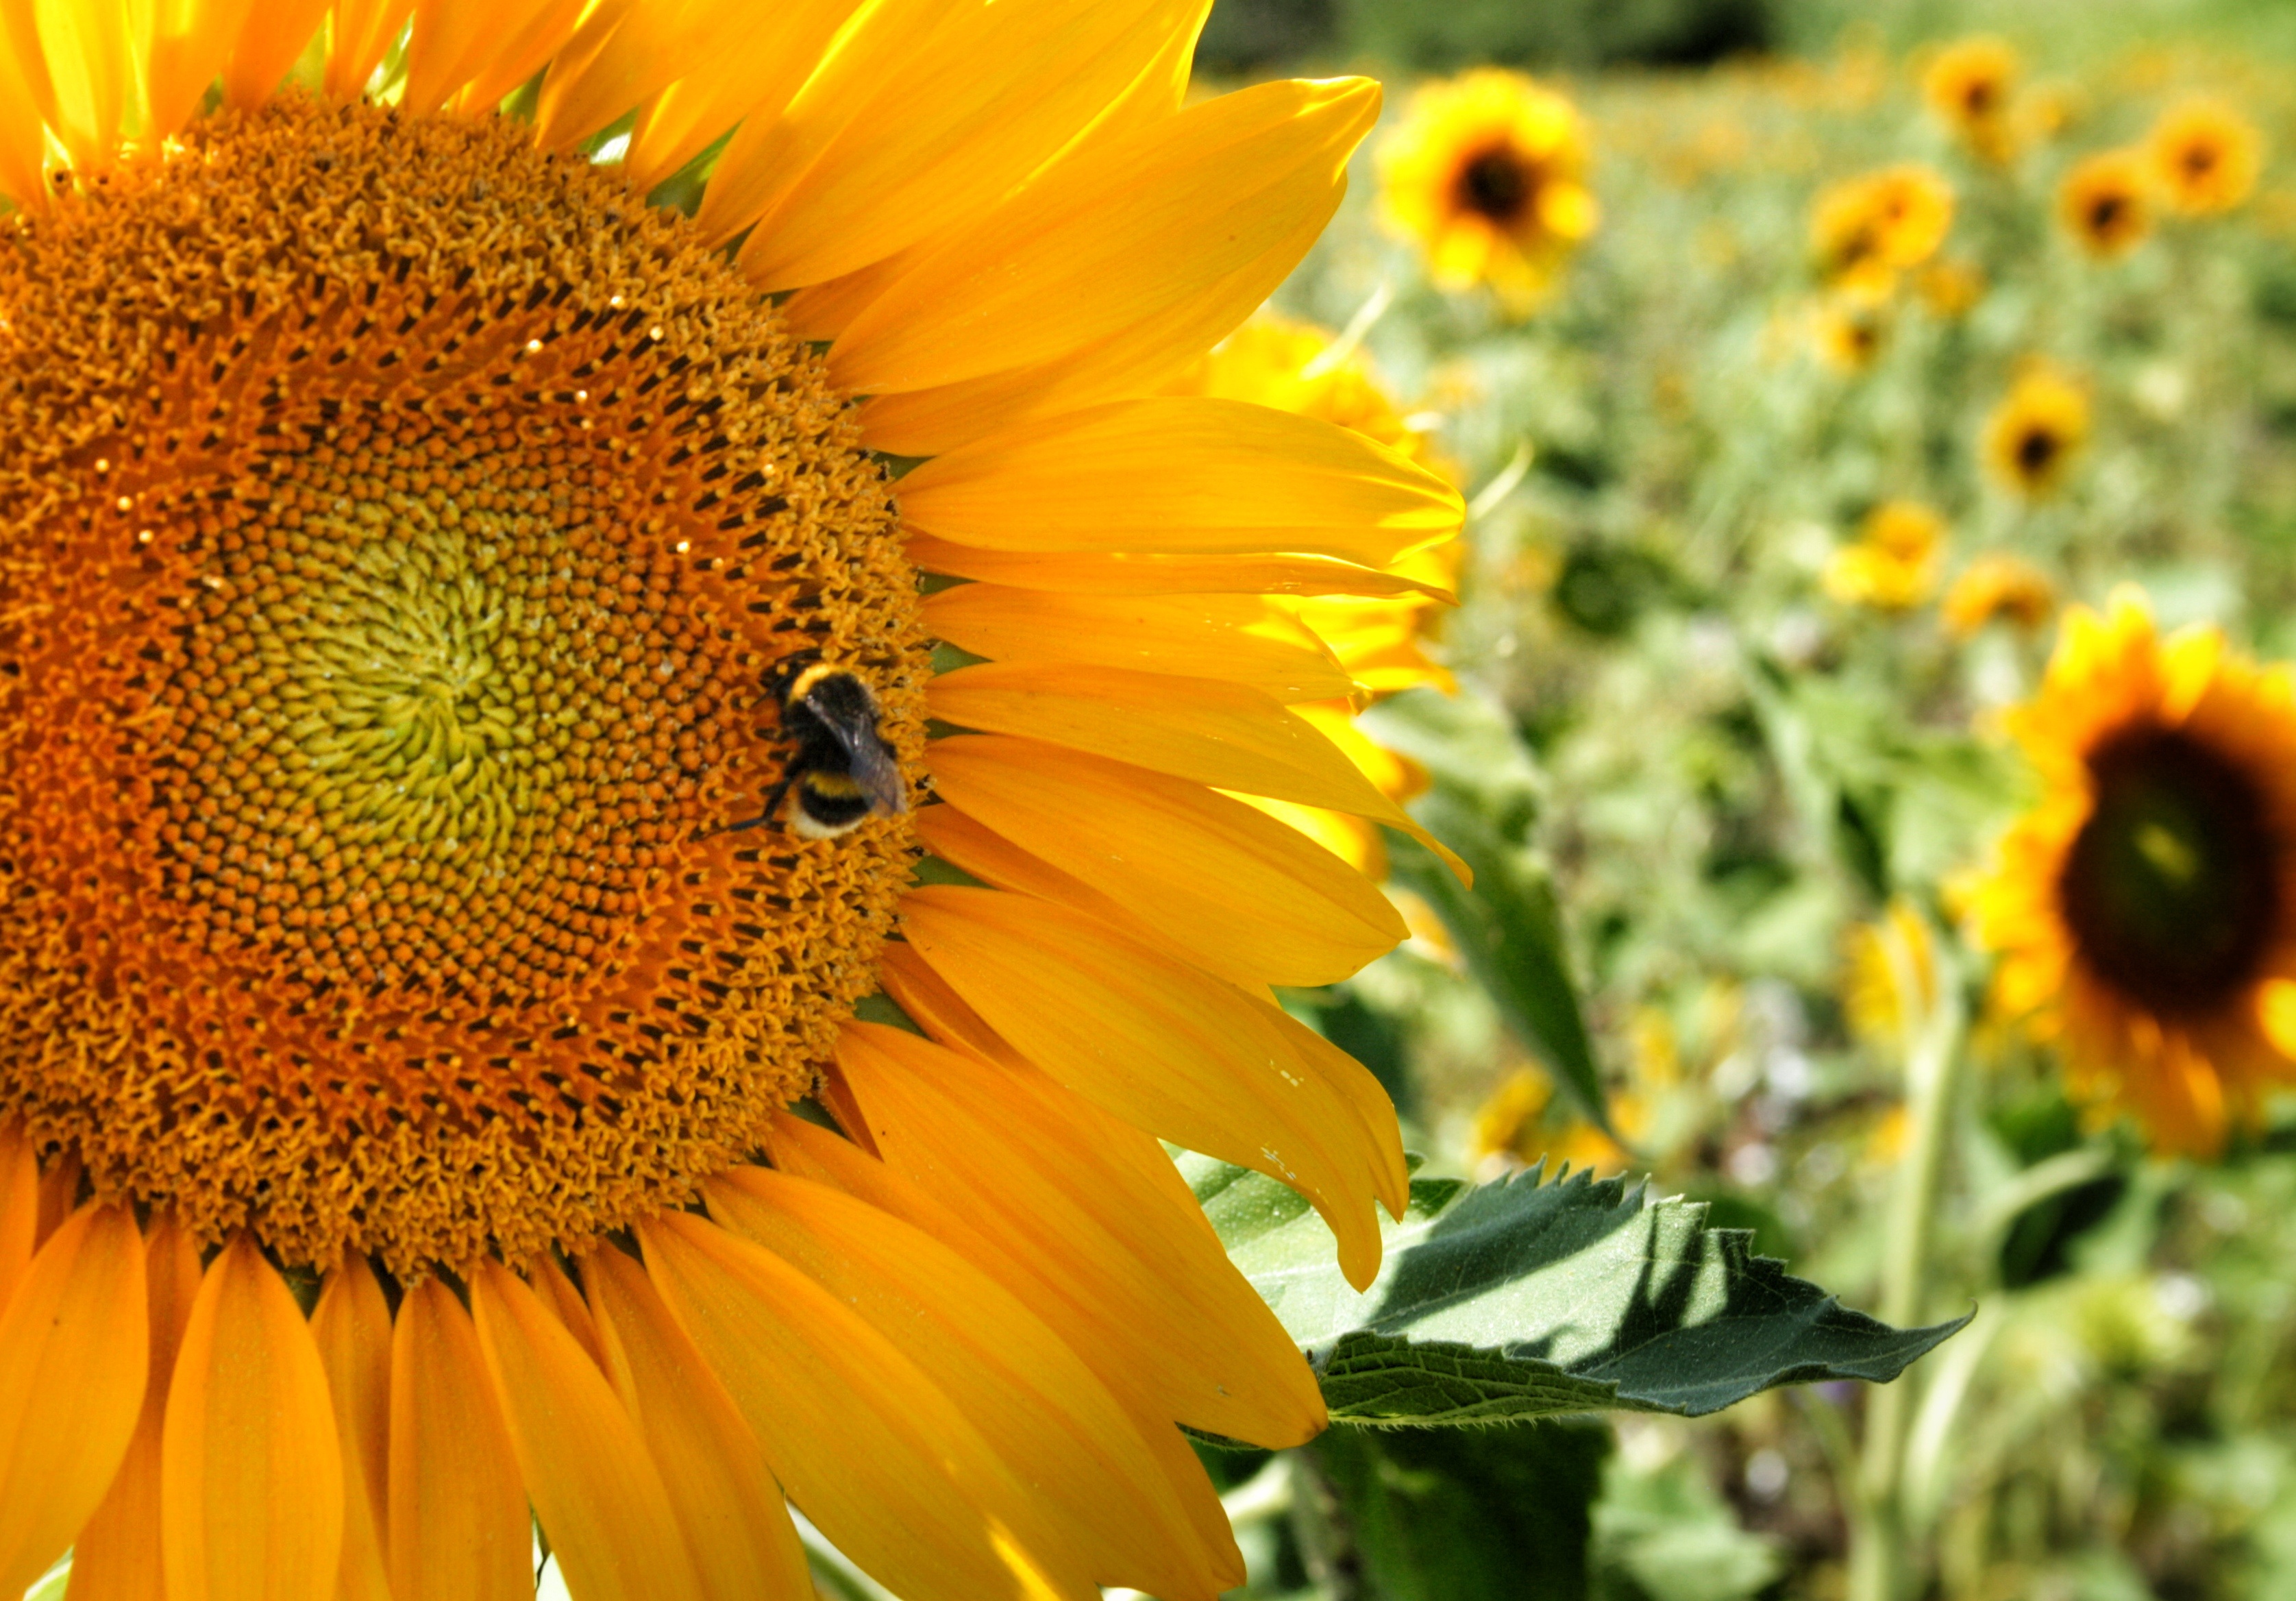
[1810,164,1955,295]
[0,5,1470,1598]
[1376,69,1601,315]
[2147,97,2264,216]
[1468,1068,1638,1177]
[1821,501,1947,610]
[1843,901,1940,1043]
[1924,36,2021,163]
[1984,367,2092,498]
[2059,148,2153,258]
[1812,295,1891,372]
[1943,554,2058,637]
[1914,258,1987,317]
[1961,592,2296,1154]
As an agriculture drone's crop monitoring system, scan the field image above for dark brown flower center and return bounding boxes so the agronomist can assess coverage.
[2059,726,2281,1015]
[1457,147,1534,223]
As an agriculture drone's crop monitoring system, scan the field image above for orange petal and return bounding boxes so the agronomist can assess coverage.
[387,1278,530,1601]
[739,0,1205,291]
[32,0,132,169]
[621,0,868,190]
[402,0,570,116]
[324,0,415,99]
[636,1210,1089,1601]
[54,1220,202,1601]
[0,27,49,207]
[926,734,1405,987]
[160,1234,345,1601]
[830,77,1376,400]
[35,1150,82,1245]
[900,885,1398,1284]
[222,0,331,106]
[810,1028,1324,1443]
[146,0,255,137]
[470,1260,702,1601]
[927,661,1468,880]
[528,1256,613,1375]
[897,397,1459,569]
[902,534,1455,602]
[706,1166,1238,1599]
[0,1122,36,1317]
[923,587,1354,703]
[580,1247,813,1601]
[310,1253,395,1601]
[0,1203,148,1598]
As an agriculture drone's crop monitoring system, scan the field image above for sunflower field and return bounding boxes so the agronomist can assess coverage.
[2,3,2294,1601]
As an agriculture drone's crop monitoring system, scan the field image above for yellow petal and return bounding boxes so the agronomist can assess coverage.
[0,30,47,208]
[739,0,1204,291]
[622,0,867,190]
[636,1210,1087,1601]
[34,1151,81,1245]
[222,0,332,106]
[0,1122,36,1317]
[323,0,414,99]
[580,1247,813,1601]
[470,1260,703,1601]
[830,77,1378,397]
[807,1029,1324,1445]
[899,885,1398,1286]
[903,535,1455,602]
[927,661,1468,879]
[0,1203,148,1598]
[310,1254,393,1601]
[925,587,1354,703]
[146,0,254,138]
[528,1256,613,1374]
[925,735,1405,986]
[402,0,579,116]
[33,0,132,169]
[898,397,1459,569]
[160,1234,344,1601]
[387,1279,530,1601]
[706,1166,1238,1600]
[53,1221,201,1601]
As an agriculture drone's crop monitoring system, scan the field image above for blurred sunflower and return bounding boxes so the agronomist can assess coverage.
[1943,554,2058,637]
[2058,148,2152,258]
[0,5,1469,1599]
[1168,313,1461,877]
[1376,68,1600,315]
[1821,501,1946,610]
[1923,36,2020,163]
[1810,164,1955,297]
[1813,295,1891,372]
[1962,592,2296,1154]
[1984,367,2091,499]
[2147,98,2263,216]
[1914,258,1987,318]
[1843,901,1940,1045]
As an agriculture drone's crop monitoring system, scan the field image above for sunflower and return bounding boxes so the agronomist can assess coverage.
[1810,164,1955,297]
[1812,295,1891,374]
[1843,901,1940,1044]
[1923,36,2020,163]
[1168,313,1461,877]
[1914,257,1986,318]
[1943,554,2056,637]
[2058,148,2152,258]
[1820,500,1945,610]
[2147,97,2264,216]
[1376,69,1601,316]
[0,5,1471,1599]
[1984,367,2091,498]
[1961,592,2296,1154]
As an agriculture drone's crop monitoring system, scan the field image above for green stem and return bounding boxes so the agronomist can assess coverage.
[1846,920,1966,1601]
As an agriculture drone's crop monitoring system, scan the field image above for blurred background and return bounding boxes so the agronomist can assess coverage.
[1177,0,2296,1596]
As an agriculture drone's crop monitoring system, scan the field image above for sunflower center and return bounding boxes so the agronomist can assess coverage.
[2016,426,2060,477]
[2090,195,2126,233]
[2059,726,2280,1014]
[0,100,926,1275]
[1457,147,1533,222]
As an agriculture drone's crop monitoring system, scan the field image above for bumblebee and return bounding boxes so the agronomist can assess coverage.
[722,660,909,840]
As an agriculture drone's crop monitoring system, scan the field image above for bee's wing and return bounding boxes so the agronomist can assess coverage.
[802,679,909,816]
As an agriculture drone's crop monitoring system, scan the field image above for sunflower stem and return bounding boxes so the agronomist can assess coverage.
[1847,914,1965,1601]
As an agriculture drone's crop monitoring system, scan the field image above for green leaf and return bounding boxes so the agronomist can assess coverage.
[1365,690,1609,1132]
[1191,1156,1966,1425]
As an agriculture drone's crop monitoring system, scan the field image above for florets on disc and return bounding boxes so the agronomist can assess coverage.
[0,99,926,1275]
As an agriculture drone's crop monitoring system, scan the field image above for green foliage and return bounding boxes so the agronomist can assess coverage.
[1192,1154,1964,1423]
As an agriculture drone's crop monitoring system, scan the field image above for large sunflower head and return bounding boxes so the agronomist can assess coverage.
[2058,147,2153,258]
[0,5,1469,1598]
[1962,591,2296,1154]
[1923,36,2020,162]
[2147,97,2264,216]
[1375,67,1601,316]
[1984,365,2091,499]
